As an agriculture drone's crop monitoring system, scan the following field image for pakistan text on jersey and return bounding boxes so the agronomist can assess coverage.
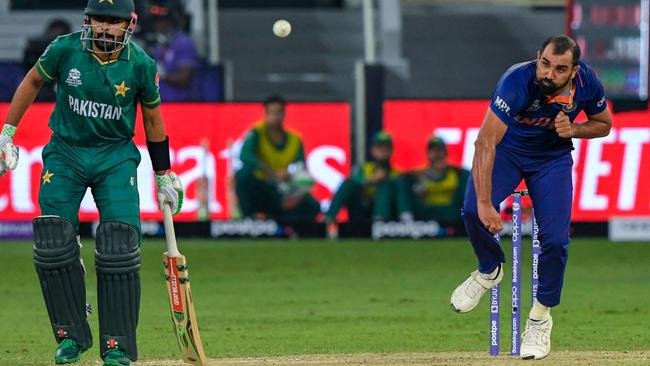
[68,95,122,120]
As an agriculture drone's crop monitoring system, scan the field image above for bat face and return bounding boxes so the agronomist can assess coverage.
[164,252,207,365]
[168,257,184,314]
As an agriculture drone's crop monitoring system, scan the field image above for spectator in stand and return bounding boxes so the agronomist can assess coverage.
[325,131,399,224]
[143,1,201,101]
[235,95,321,223]
[396,137,469,224]
[23,18,72,101]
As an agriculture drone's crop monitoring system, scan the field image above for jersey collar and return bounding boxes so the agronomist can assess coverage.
[545,79,575,105]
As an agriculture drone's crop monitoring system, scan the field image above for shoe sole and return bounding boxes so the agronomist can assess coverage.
[449,297,479,314]
[103,360,129,366]
[521,353,550,360]
[55,347,88,364]
[55,356,81,364]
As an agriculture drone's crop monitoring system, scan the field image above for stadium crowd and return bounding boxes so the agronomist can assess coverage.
[234,95,469,227]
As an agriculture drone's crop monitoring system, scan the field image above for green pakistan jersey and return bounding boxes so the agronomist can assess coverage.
[35,31,161,147]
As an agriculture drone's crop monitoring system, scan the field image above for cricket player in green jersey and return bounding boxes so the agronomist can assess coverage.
[325,131,399,223]
[396,137,469,224]
[235,95,320,223]
[0,1,183,365]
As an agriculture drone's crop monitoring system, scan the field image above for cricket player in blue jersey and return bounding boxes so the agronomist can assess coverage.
[450,35,612,359]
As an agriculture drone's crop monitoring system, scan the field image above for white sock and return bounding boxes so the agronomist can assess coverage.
[529,300,551,321]
[479,265,500,280]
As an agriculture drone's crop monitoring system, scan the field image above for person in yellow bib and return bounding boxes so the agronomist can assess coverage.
[396,137,469,224]
[235,95,320,223]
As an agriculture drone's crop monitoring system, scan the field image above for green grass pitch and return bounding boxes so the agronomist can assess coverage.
[2,238,649,365]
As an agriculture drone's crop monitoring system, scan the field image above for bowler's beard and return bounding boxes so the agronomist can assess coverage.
[537,76,571,96]
[92,31,123,52]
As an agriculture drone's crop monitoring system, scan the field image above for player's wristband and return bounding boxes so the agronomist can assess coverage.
[1,124,17,138]
[146,136,171,172]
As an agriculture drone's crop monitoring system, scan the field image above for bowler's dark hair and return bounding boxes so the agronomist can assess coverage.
[539,35,581,66]
[264,95,286,108]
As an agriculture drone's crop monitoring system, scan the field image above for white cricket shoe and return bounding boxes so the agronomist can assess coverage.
[450,265,503,313]
[521,317,553,360]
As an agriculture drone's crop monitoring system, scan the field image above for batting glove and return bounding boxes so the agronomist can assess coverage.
[0,124,19,177]
[156,171,184,215]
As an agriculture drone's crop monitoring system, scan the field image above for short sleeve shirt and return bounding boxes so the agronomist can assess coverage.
[153,33,201,101]
[489,60,607,157]
[36,32,161,146]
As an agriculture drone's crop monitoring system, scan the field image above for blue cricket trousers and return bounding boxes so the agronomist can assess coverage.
[462,144,573,307]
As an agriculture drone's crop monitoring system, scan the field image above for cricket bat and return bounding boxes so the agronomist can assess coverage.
[163,204,207,365]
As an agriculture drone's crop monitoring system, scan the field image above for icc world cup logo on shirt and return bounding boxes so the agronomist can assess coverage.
[66,68,82,87]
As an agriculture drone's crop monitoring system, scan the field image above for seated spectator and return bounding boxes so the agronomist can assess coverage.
[22,18,71,101]
[235,95,321,223]
[325,131,399,223]
[396,137,469,223]
[143,1,201,101]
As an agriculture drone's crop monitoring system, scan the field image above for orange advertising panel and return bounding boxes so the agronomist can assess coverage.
[384,100,650,221]
[0,103,351,221]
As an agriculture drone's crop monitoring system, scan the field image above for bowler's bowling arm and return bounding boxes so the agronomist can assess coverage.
[472,108,508,206]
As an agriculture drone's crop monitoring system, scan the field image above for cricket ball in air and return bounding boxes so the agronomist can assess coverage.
[273,19,292,38]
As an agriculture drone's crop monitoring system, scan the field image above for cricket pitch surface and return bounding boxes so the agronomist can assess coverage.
[128,351,650,366]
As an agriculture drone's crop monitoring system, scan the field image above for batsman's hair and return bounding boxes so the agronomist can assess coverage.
[264,94,286,108]
[539,35,581,66]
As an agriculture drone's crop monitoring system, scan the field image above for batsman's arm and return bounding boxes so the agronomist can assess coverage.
[472,108,508,234]
[142,105,169,176]
[4,67,45,127]
[142,105,185,215]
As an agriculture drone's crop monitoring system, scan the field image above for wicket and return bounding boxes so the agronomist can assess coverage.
[490,190,541,356]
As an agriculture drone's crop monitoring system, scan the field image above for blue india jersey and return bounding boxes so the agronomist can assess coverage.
[490,60,607,157]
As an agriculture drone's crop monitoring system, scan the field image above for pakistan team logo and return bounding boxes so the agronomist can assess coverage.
[66,68,82,87]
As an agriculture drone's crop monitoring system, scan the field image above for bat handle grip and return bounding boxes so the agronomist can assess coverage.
[163,204,181,257]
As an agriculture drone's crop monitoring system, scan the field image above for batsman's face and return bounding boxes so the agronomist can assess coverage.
[90,16,129,52]
[535,46,579,96]
[264,103,285,129]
